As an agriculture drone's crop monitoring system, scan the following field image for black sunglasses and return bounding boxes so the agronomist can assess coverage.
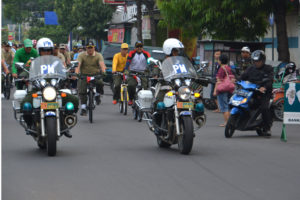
[41,49,52,52]
[136,45,143,48]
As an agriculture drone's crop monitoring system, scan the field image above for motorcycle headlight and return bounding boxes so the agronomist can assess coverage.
[40,79,47,87]
[185,79,192,86]
[175,79,182,87]
[43,86,57,101]
[51,79,57,87]
[178,86,191,100]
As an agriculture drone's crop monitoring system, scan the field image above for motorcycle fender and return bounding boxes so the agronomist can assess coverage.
[45,111,56,117]
[180,111,192,116]
[230,107,242,115]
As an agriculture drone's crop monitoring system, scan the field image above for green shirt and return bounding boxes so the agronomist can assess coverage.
[12,48,39,74]
[77,51,104,75]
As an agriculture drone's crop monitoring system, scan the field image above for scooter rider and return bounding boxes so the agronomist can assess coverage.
[125,41,151,105]
[240,50,273,136]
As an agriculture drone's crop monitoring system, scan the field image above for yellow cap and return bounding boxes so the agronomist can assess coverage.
[121,43,129,49]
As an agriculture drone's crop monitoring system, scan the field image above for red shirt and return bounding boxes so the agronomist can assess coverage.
[216,65,233,80]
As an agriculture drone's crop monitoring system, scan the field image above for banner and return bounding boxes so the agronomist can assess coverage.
[142,16,151,40]
[44,11,59,25]
[283,82,300,124]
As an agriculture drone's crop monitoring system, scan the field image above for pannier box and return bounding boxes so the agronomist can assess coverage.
[137,90,153,109]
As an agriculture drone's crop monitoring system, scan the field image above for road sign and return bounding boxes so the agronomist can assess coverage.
[283,82,300,124]
[8,35,13,41]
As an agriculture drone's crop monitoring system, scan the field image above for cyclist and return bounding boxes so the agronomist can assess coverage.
[1,53,10,98]
[75,41,106,116]
[70,46,78,61]
[125,41,151,105]
[2,41,15,67]
[53,44,66,66]
[59,44,71,66]
[112,43,129,104]
[12,39,39,89]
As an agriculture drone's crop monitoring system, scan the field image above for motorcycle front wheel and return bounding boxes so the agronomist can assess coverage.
[178,116,194,155]
[225,115,237,138]
[46,117,57,156]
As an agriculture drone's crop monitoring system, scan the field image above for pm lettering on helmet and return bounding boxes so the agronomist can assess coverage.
[173,64,187,74]
[41,64,55,74]
[43,41,52,47]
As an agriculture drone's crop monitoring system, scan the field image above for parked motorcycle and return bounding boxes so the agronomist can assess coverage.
[225,80,272,138]
[12,56,78,156]
[142,56,206,155]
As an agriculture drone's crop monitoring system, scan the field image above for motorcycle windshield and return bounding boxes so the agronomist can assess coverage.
[29,56,66,81]
[161,56,197,82]
[238,80,258,89]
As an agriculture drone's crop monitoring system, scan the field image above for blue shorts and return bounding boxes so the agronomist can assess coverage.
[217,92,230,112]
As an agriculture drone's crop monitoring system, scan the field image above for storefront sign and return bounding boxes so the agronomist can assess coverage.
[108,28,124,43]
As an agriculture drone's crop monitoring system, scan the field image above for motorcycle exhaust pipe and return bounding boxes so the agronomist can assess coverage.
[65,115,77,127]
[195,115,206,128]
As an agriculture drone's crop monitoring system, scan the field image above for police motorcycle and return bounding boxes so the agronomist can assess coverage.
[142,56,206,155]
[225,80,272,138]
[12,56,77,156]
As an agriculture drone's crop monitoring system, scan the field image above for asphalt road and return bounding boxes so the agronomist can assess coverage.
[2,87,300,200]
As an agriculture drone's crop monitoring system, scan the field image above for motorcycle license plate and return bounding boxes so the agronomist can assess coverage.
[41,102,59,110]
[177,102,194,109]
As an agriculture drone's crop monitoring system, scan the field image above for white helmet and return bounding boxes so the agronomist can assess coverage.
[163,38,184,55]
[36,38,54,54]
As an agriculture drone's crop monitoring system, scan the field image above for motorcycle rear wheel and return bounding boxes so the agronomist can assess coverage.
[225,115,237,138]
[273,97,284,121]
[178,116,194,155]
[46,117,57,156]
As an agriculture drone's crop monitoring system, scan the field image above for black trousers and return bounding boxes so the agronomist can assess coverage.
[257,94,272,131]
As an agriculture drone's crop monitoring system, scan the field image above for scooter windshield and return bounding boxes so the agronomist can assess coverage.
[29,55,66,81]
[161,56,197,82]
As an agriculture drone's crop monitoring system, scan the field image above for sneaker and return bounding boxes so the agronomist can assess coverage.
[80,109,87,116]
[112,100,117,105]
[1,94,4,98]
[128,100,133,106]
[95,96,101,105]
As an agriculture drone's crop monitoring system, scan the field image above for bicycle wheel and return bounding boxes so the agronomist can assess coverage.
[88,90,93,123]
[123,88,128,115]
[5,75,11,100]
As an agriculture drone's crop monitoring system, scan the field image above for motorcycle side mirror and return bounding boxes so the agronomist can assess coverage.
[147,57,160,65]
[262,78,270,83]
[15,62,25,69]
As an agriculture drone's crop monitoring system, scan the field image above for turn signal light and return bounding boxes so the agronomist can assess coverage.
[61,92,67,98]
[194,93,201,98]
[32,93,38,98]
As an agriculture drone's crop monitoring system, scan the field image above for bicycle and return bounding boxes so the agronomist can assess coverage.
[114,72,129,115]
[80,74,103,123]
[2,71,12,100]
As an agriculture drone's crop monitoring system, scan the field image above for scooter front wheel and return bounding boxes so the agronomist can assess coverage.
[225,115,237,138]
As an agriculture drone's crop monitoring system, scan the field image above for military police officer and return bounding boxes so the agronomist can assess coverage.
[75,41,106,116]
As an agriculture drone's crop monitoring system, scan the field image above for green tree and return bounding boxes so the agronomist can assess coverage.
[157,0,298,62]
[28,25,69,44]
[73,0,114,42]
